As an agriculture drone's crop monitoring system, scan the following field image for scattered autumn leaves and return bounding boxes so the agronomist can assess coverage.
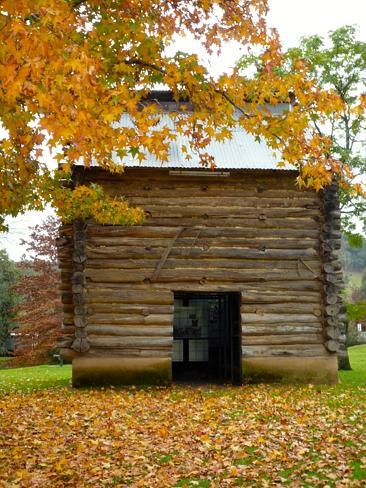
[0,384,365,487]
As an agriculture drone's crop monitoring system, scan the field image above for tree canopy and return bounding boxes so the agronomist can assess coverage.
[286,26,366,236]
[0,1,363,229]
[14,217,62,364]
[254,25,366,237]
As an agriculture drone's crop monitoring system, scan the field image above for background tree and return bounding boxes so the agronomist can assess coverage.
[360,269,366,300]
[14,217,62,365]
[281,25,366,239]
[343,236,366,273]
[0,249,19,356]
[0,1,362,229]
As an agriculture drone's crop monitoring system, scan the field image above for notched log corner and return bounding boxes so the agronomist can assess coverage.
[321,183,344,354]
[71,220,90,353]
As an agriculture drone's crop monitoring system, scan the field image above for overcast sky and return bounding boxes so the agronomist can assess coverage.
[1,0,366,260]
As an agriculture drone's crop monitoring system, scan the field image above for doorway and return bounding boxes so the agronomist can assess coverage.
[172,292,241,384]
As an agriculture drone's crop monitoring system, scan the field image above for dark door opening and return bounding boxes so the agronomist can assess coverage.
[172,292,241,384]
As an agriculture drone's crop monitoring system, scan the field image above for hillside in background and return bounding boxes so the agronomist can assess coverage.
[342,238,366,298]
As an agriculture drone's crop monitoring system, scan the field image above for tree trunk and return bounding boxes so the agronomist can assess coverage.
[338,319,352,370]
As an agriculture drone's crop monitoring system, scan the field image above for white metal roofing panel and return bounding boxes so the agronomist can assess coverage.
[111,113,290,170]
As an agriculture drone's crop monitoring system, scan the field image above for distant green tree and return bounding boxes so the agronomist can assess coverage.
[342,235,366,273]
[0,249,19,355]
[283,25,366,238]
[240,25,366,237]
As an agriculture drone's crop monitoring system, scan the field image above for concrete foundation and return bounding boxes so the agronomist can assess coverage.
[242,356,338,384]
[72,357,172,387]
[70,354,338,387]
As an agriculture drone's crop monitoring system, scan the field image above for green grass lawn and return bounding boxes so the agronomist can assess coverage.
[0,347,365,486]
[339,344,366,386]
[0,364,72,393]
[0,345,365,393]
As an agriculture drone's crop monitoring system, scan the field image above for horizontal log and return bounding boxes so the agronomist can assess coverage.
[242,344,327,357]
[96,173,300,187]
[86,289,173,304]
[325,283,343,295]
[325,339,339,352]
[85,280,323,295]
[84,258,322,272]
[325,273,343,284]
[73,294,86,306]
[323,261,342,273]
[242,303,322,314]
[242,313,322,324]
[61,272,73,282]
[71,337,90,353]
[87,225,320,240]
[59,283,72,292]
[86,325,172,336]
[74,316,87,328]
[86,246,319,260]
[88,336,173,348]
[97,173,304,189]
[88,236,320,250]
[146,217,320,230]
[325,326,340,340]
[326,317,340,327]
[139,205,321,219]
[88,304,173,315]
[241,291,320,303]
[88,314,172,325]
[89,347,171,358]
[75,328,88,339]
[75,305,88,315]
[325,293,339,305]
[58,338,74,348]
[61,292,73,304]
[250,281,322,291]
[61,326,75,334]
[242,324,322,335]
[325,304,341,316]
[116,188,315,199]
[62,304,74,313]
[125,196,320,208]
[242,334,323,345]
[84,268,319,284]
[72,284,84,294]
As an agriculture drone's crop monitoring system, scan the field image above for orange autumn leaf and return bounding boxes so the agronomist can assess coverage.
[0,1,364,229]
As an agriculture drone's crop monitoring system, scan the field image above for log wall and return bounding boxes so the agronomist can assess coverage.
[57,167,338,381]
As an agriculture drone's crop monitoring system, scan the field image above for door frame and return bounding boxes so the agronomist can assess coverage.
[172,291,242,384]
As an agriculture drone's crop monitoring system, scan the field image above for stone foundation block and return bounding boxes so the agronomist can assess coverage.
[242,356,338,384]
[72,357,172,387]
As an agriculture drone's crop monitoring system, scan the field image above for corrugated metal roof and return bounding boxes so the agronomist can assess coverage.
[111,113,290,171]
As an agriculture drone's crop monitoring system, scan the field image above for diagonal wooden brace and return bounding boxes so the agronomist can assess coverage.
[150,227,185,282]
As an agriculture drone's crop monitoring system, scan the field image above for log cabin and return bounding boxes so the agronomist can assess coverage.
[57,93,344,386]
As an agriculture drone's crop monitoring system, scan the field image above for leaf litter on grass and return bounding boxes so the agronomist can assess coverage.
[0,383,365,487]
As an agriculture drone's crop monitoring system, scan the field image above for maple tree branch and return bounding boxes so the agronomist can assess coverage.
[124,59,166,74]
[213,89,249,118]
[124,59,251,118]
[313,119,324,137]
